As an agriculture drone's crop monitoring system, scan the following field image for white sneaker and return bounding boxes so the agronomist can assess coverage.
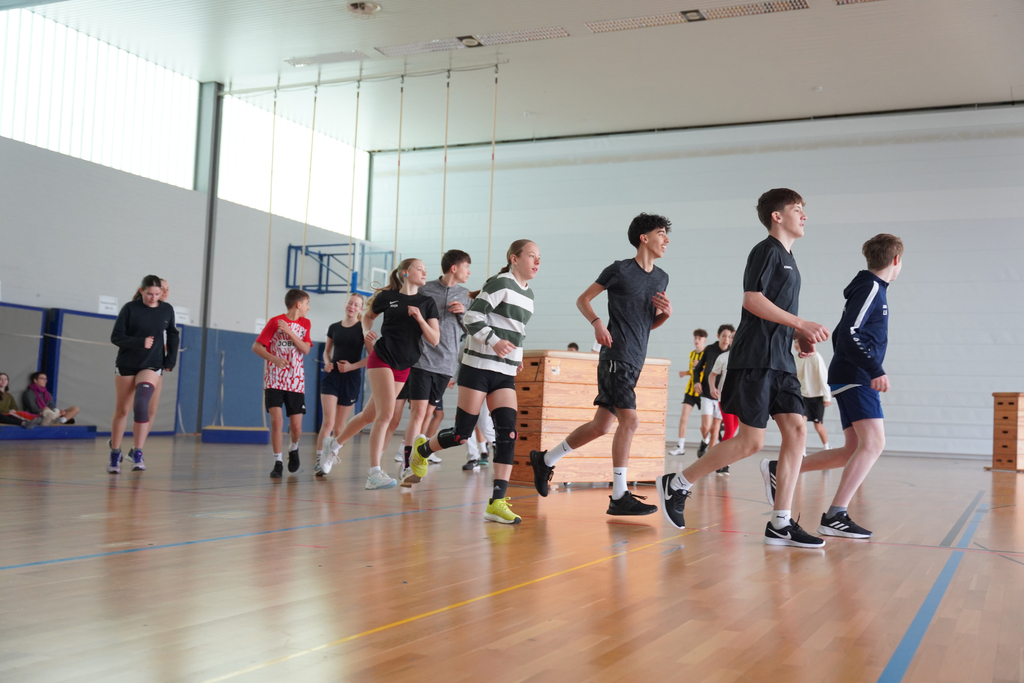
[427,453,442,464]
[320,437,342,474]
[365,469,397,490]
[668,445,686,455]
[394,450,404,463]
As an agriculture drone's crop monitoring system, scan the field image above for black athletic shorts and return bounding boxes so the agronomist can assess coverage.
[683,393,701,408]
[594,359,641,414]
[264,388,306,416]
[456,363,515,394]
[319,370,361,406]
[115,366,163,377]
[406,368,450,406]
[803,396,825,423]
[720,368,804,429]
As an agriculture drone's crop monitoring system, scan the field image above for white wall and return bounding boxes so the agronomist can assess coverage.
[0,135,371,341]
[367,106,1024,456]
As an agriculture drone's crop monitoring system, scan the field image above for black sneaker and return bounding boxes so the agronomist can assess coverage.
[462,459,480,471]
[288,447,300,473]
[606,490,657,516]
[657,474,690,529]
[696,441,708,458]
[818,511,872,539]
[270,461,283,478]
[530,450,554,497]
[763,518,825,548]
[760,459,777,506]
[478,452,490,468]
[716,466,730,475]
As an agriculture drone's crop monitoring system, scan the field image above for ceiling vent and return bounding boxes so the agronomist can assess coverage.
[347,2,381,15]
[833,0,885,4]
[585,1,807,33]
[284,50,370,67]
[376,26,568,56]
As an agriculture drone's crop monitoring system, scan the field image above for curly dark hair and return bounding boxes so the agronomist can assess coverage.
[627,213,671,248]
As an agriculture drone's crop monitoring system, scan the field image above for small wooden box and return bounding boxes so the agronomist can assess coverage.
[510,350,670,485]
[991,393,1024,472]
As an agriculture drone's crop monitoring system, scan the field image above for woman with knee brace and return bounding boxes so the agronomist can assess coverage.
[107,274,179,474]
[319,259,439,490]
[413,239,540,523]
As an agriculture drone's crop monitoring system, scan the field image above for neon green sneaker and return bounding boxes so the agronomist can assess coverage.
[410,434,429,479]
[483,497,521,524]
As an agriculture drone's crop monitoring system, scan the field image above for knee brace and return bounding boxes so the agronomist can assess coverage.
[133,382,155,423]
[437,407,478,450]
[490,407,517,465]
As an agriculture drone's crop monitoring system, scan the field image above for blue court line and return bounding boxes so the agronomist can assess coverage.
[877,503,987,683]
[0,508,425,571]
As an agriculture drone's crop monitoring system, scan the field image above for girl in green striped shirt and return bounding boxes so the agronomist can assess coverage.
[412,240,539,523]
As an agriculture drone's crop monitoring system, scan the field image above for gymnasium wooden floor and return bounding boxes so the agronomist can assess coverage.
[1,436,1021,683]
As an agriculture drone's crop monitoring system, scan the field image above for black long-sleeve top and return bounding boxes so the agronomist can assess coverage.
[692,341,726,397]
[110,300,180,371]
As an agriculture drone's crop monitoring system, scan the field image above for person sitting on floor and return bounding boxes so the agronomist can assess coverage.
[0,372,41,428]
[22,372,79,426]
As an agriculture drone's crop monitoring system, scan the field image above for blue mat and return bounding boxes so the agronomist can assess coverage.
[0,425,97,441]
[201,427,270,445]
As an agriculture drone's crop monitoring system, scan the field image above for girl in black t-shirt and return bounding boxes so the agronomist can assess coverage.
[314,293,368,475]
[319,259,439,490]
[107,274,180,475]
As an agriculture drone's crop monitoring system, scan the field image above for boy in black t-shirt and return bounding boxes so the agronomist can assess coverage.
[530,213,672,516]
[657,189,830,548]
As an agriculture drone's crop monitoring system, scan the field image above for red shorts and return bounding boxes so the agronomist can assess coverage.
[366,350,411,383]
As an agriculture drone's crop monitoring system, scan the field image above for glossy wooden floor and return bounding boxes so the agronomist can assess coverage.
[2,436,1022,683]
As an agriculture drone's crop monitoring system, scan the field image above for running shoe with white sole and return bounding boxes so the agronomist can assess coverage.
[818,511,872,539]
[763,518,825,548]
[667,445,686,456]
[365,470,397,490]
[129,449,146,471]
[484,497,521,524]
[760,458,777,506]
[107,451,121,474]
[657,473,690,529]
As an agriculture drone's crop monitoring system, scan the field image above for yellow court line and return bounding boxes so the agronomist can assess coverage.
[201,527,703,682]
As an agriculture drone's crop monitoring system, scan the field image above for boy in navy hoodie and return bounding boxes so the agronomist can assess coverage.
[761,233,903,539]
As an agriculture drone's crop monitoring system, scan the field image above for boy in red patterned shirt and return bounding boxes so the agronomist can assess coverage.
[252,289,312,478]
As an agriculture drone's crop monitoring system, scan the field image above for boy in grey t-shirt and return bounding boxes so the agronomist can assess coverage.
[529,213,672,515]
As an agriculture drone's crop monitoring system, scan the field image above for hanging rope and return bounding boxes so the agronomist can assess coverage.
[347,81,361,292]
[440,70,451,255]
[264,88,278,320]
[393,76,405,260]
[298,82,319,289]
[486,65,499,277]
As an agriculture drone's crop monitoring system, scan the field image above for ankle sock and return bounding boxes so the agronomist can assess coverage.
[701,434,710,445]
[670,473,692,492]
[274,453,283,462]
[677,439,685,448]
[544,439,573,467]
[822,442,830,450]
[826,505,847,517]
[612,467,627,500]
[289,441,299,452]
[368,465,382,475]
[491,479,508,502]
[771,510,792,530]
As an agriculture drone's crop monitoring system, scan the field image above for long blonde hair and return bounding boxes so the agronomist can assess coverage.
[366,258,419,309]
[344,292,365,321]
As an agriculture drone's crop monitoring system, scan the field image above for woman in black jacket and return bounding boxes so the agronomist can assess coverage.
[107,274,179,474]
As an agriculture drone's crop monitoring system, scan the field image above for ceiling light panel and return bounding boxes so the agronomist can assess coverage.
[585,13,687,34]
[284,50,370,67]
[476,26,570,45]
[702,0,809,20]
[376,38,465,57]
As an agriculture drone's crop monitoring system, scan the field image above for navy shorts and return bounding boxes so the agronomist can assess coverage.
[683,393,701,408]
[594,359,641,414]
[832,384,883,430]
[320,369,361,406]
[721,368,804,430]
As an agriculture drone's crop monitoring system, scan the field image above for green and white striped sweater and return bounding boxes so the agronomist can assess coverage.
[463,272,534,376]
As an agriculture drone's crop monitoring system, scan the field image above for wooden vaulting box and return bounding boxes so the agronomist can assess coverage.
[991,393,1024,472]
[510,350,670,486]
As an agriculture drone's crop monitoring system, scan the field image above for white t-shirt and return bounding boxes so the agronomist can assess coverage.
[711,351,729,397]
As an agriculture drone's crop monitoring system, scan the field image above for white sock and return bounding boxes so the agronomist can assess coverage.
[368,465,382,475]
[612,467,628,499]
[289,441,299,452]
[330,439,342,455]
[478,441,488,455]
[544,439,573,467]
[316,449,323,457]
[822,442,830,450]
[669,473,692,492]
[701,434,710,444]
[59,416,68,424]
[274,453,283,462]
[677,438,685,448]
[771,510,792,530]
[467,439,479,458]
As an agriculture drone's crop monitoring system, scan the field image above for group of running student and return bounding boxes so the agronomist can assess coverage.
[107,188,901,548]
[107,276,178,473]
